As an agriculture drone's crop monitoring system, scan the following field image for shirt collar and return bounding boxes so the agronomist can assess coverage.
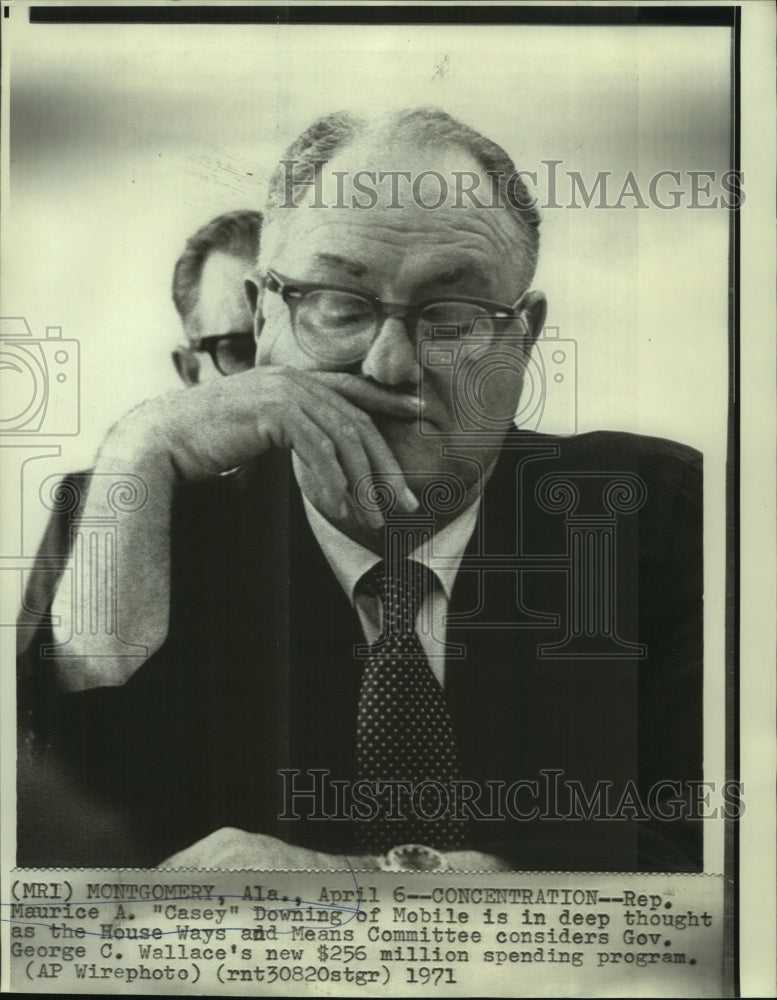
[301,492,480,605]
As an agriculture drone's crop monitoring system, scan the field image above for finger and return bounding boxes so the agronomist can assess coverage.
[286,376,419,513]
[300,410,384,532]
[302,402,417,524]
[331,426,388,533]
[293,453,384,538]
[257,402,351,516]
[293,453,361,531]
[349,412,420,513]
[308,371,425,417]
[286,409,349,518]
[255,370,417,519]
[254,378,380,526]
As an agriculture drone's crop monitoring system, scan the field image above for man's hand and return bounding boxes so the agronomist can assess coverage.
[158,827,381,870]
[124,364,422,533]
[158,827,512,872]
[51,365,422,688]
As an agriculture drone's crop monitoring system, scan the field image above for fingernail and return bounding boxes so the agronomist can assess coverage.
[404,487,420,511]
[405,395,424,408]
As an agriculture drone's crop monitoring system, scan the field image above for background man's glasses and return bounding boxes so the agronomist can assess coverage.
[193,333,256,375]
[262,269,518,365]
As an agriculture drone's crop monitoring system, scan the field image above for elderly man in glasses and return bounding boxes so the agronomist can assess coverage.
[18,109,703,873]
[171,209,261,384]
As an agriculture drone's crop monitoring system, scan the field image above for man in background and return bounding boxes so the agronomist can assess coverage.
[170,209,261,384]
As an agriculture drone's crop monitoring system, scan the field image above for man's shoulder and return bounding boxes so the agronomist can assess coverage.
[506,427,701,469]
[499,429,702,498]
[492,429,702,543]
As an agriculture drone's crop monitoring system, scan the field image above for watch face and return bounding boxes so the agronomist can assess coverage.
[384,844,449,872]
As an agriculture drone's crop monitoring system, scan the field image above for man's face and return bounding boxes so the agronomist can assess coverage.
[175,250,257,385]
[257,141,545,510]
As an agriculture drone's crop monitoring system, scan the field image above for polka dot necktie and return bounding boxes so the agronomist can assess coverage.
[355,558,467,853]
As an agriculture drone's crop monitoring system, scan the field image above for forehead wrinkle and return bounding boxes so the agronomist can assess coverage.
[311,230,498,283]
[272,200,528,299]
[285,211,519,262]
[303,247,495,301]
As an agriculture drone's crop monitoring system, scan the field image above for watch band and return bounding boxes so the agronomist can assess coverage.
[377,843,451,872]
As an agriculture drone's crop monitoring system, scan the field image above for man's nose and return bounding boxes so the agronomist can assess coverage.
[360,316,419,386]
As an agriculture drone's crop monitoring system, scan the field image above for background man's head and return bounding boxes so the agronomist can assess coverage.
[172,209,262,384]
[251,108,547,512]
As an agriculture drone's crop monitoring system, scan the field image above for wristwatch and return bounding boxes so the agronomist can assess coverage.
[376,843,451,872]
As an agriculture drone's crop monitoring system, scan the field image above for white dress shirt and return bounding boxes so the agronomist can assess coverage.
[300,491,479,686]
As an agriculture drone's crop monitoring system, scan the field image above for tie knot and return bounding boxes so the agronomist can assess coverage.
[362,559,434,635]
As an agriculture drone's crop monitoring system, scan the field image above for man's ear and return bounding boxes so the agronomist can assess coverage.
[172,347,200,387]
[516,290,547,349]
[245,277,267,355]
[244,276,259,313]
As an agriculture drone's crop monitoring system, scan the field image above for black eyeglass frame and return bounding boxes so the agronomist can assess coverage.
[190,333,257,375]
[261,268,520,362]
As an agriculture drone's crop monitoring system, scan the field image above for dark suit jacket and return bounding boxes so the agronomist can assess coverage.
[17,428,703,871]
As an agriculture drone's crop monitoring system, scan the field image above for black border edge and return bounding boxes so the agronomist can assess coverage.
[725,6,742,998]
[27,5,737,27]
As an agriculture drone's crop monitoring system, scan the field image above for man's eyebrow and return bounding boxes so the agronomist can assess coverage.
[430,262,491,288]
[436,265,471,284]
[312,252,367,277]
[311,255,494,291]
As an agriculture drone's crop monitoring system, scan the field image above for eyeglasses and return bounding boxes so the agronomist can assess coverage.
[262,269,519,365]
[193,333,256,375]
